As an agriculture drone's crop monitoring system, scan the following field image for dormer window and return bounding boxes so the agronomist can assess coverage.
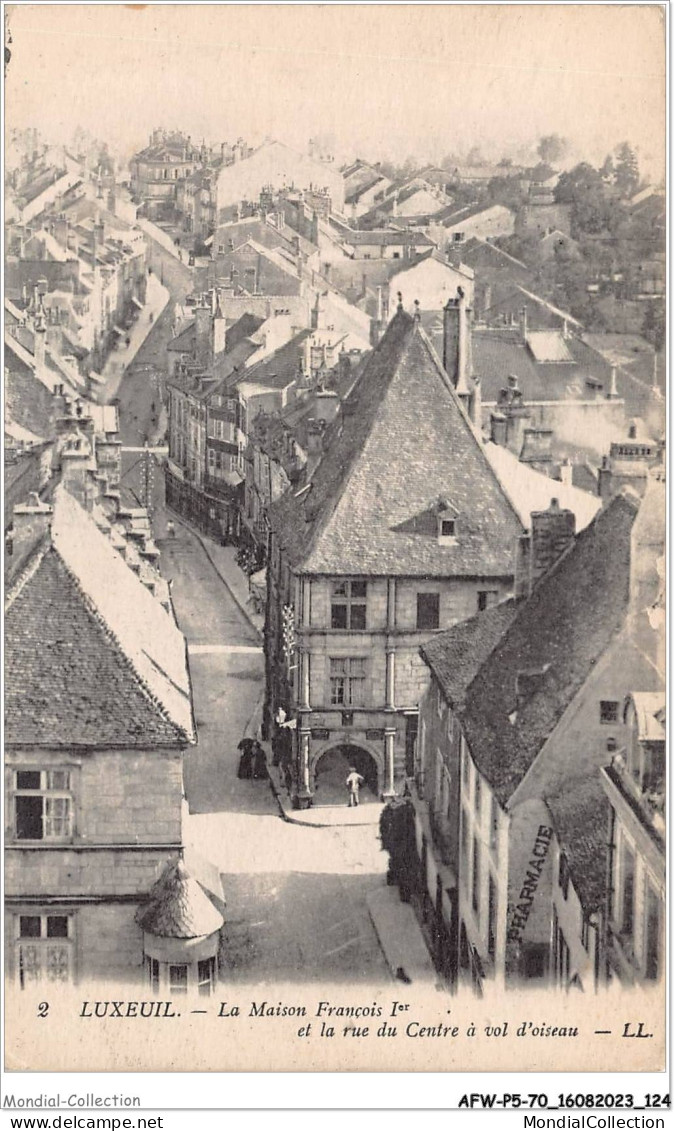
[436,498,459,544]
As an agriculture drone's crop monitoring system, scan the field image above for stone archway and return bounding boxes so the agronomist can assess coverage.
[311,743,381,806]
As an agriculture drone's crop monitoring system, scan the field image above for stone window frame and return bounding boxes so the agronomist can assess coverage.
[329,656,367,707]
[416,591,440,631]
[11,768,75,843]
[15,911,75,989]
[330,579,367,630]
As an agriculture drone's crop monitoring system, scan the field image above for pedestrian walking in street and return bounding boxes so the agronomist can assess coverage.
[345,767,365,807]
[166,519,176,538]
[252,741,268,781]
[237,737,255,780]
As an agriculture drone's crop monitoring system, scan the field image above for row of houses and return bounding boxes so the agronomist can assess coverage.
[409,473,664,994]
[4,393,225,994]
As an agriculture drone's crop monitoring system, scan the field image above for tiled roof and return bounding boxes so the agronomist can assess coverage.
[225,312,265,350]
[545,772,610,914]
[235,330,312,392]
[460,493,638,805]
[420,599,519,709]
[341,229,434,246]
[136,859,224,939]
[418,323,612,404]
[5,486,195,747]
[270,309,523,576]
[167,321,196,352]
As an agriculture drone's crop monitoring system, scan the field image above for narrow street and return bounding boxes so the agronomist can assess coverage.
[158,514,390,984]
[116,230,391,985]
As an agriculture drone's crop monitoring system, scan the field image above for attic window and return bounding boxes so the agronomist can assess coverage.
[437,501,459,544]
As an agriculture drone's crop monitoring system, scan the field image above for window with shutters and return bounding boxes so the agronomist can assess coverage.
[16,914,74,988]
[13,770,73,841]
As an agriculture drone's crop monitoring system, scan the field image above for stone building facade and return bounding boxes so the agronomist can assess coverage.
[266,300,523,807]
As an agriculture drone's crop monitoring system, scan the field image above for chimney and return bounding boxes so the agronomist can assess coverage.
[10,494,53,569]
[33,312,47,378]
[514,532,532,598]
[490,411,508,446]
[471,375,482,428]
[606,366,619,399]
[60,429,94,510]
[53,215,69,250]
[443,287,472,395]
[519,426,553,468]
[194,301,212,369]
[392,190,399,218]
[520,305,528,344]
[212,294,226,357]
[530,499,575,588]
[559,459,573,487]
[598,454,613,502]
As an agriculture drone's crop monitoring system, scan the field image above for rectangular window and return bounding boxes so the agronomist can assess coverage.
[487,874,498,959]
[461,809,470,892]
[472,835,481,918]
[145,955,160,993]
[489,795,499,852]
[331,580,367,630]
[169,964,188,994]
[441,519,456,537]
[198,957,216,996]
[417,592,440,630]
[644,885,661,980]
[14,770,73,841]
[558,852,570,899]
[620,842,635,939]
[600,700,619,724]
[16,914,73,988]
[477,590,499,612]
[329,657,366,707]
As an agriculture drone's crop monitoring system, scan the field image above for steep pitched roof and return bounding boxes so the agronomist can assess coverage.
[270,309,523,576]
[234,329,312,392]
[460,493,638,805]
[421,599,519,709]
[5,486,195,747]
[545,772,610,915]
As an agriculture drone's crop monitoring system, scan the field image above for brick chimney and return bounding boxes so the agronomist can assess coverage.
[194,300,212,369]
[60,428,94,510]
[514,531,532,598]
[10,494,54,569]
[497,374,530,455]
[443,287,472,398]
[520,305,528,344]
[519,426,553,469]
[598,454,613,502]
[530,498,575,588]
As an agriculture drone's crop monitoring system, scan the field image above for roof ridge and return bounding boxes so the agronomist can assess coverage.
[5,537,51,610]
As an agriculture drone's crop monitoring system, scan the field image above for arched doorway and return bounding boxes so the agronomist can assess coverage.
[312,744,380,806]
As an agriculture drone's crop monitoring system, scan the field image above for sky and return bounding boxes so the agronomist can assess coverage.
[5,4,666,177]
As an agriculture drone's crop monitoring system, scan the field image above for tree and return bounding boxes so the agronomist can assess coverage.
[642,300,665,351]
[537,134,568,166]
[466,146,484,166]
[613,142,640,198]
